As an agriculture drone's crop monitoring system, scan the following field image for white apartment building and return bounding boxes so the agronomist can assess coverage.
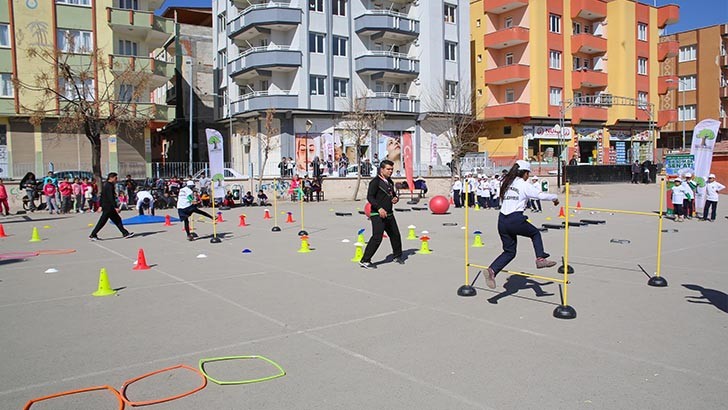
[213,0,470,177]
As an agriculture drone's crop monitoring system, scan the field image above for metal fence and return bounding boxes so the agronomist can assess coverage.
[151,162,236,179]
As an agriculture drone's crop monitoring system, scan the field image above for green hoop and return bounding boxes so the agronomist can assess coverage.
[198,355,286,385]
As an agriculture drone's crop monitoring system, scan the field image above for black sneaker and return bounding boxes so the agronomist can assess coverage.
[124,232,135,239]
[359,261,376,269]
[89,236,99,241]
[394,257,405,265]
[187,234,195,241]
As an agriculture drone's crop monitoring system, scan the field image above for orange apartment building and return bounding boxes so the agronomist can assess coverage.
[658,23,728,150]
[471,0,679,166]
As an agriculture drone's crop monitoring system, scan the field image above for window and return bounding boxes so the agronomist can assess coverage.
[583,25,591,34]
[678,105,697,121]
[309,0,323,12]
[444,4,456,24]
[118,0,138,9]
[637,57,648,75]
[505,52,514,65]
[333,77,348,97]
[446,81,458,100]
[56,0,91,5]
[57,29,93,53]
[549,14,561,33]
[217,50,226,70]
[637,92,648,108]
[117,40,137,56]
[310,75,325,95]
[477,89,483,96]
[217,13,225,32]
[549,50,561,69]
[505,88,515,103]
[60,77,94,101]
[0,73,13,97]
[332,36,347,56]
[504,17,513,29]
[477,54,482,63]
[679,75,696,91]
[332,0,346,16]
[637,23,648,41]
[260,80,269,91]
[309,32,325,53]
[476,19,481,28]
[504,126,512,135]
[678,45,697,62]
[549,87,562,106]
[445,42,457,61]
[119,84,135,102]
[572,22,581,35]
[0,24,9,47]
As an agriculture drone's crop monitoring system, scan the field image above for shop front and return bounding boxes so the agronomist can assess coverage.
[572,127,605,165]
[523,125,573,165]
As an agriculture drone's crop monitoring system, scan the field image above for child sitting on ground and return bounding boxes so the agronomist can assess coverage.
[223,191,235,207]
[242,191,255,206]
[257,190,269,206]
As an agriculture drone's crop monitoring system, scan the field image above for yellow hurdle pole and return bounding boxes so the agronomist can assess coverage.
[655,180,665,278]
[210,182,218,238]
[464,182,469,286]
[563,182,571,307]
[468,264,567,284]
[300,189,305,232]
[574,206,659,217]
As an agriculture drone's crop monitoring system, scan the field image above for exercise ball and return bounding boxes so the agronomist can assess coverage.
[364,202,372,217]
[429,195,450,214]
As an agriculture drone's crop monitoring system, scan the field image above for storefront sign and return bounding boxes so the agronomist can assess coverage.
[664,154,695,176]
[524,125,571,140]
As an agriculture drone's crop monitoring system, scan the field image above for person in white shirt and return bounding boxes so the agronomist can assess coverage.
[483,160,559,289]
[468,174,477,207]
[528,176,542,212]
[703,174,725,222]
[489,176,500,209]
[177,180,214,241]
[670,178,689,222]
[136,190,155,216]
[451,176,463,208]
[477,176,490,208]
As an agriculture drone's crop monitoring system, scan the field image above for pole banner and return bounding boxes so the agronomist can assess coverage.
[690,119,719,211]
[205,128,225,199]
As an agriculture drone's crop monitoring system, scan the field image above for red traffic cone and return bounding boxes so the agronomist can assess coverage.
[286,212,295,224]
[576,201,582,210]
[0,223,7,238]
[164,214,172,226]
[216,212,225,223]
[133,248,151,270]
[558,207,566,219]
[263,209,271,220]
[239,214,248,227]
[449,196,454,205]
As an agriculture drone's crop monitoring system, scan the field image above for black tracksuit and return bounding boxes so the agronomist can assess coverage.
[361,175,403,263]
[90,181,129,238]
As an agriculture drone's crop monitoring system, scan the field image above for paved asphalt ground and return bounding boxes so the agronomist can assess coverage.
[0,183,726,410]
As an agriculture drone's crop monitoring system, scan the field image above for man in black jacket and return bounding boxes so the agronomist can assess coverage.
[360,160,403,269]
[89,173,134,240]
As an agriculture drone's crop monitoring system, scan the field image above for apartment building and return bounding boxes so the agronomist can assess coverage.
[0,0,173,179]
[471,0,679,166]
[658,23,728,150]
[213,0,470,177]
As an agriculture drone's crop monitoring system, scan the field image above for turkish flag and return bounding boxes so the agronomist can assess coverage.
[402,132,414,194]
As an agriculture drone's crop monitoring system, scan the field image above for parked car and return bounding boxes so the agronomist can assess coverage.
[193,168,246,180]
[52,170,95,181]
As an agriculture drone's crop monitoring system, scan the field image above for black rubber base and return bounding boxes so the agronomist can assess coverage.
[457,285,477,297]
[648,276,668,287]
[561,221,587,227]
[190,232,199,238]
[580,219,606,225]
[542,224,564,230]
[271,226,281,232]
[210,236,222,244]
[558,264,574,274]
[553,305,577,319]
[298,230,309,236]
[394,208,411,212]
[335,212,352,216]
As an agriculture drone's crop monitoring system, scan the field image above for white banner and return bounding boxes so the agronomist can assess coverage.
[690,119,720,211]
[205,128,225,199]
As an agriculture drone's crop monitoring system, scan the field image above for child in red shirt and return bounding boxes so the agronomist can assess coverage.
[0,179,9,216]
[43,182,59,214]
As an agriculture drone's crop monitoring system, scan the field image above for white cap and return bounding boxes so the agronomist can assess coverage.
[674,178,682,182]
[531,176,538,180]
[516,160,531,171]
[709,174,716,178]
[685,173,692,177]
[186,180,195,187]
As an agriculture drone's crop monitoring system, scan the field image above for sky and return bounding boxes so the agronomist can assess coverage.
[159,0,728,34]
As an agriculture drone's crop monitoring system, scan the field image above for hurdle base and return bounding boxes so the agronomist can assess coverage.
[647,276,668,287]
[457,285,477,297]
[557,264,574,274]
[271,226,281,232]
[298,230,309,236]
[190,232,199,238]
[210,236,222,244]
[553,305,577,319]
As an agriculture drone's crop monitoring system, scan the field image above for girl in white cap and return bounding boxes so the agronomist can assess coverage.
[671,178,688,222]
[483,160,559,289]
[683,173,696,219]
[703,174,725,222]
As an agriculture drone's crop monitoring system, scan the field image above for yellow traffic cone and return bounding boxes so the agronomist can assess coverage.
[92,268,116,297]
[474,203,480,211]
[406,225,417,240]
[472,231,484,248]
[416,236,432,254]
[356,228,366,244]
[298,235,311,253]
[29,227,41,243]
[351,242,364,262]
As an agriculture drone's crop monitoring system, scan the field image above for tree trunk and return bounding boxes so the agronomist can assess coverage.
[258,148,268,189]
[351,144,361,200]
[89,133,103,187]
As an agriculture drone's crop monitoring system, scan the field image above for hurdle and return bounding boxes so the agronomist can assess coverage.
[457,181,577,320]
[565,181,668,288]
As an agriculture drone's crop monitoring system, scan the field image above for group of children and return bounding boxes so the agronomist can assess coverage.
[32,172,100,215]
[451,174,502,209]
[670,172,724,222]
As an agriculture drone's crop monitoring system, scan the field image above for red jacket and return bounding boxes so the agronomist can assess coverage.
[43,183,56,197]
[59,181,72,196]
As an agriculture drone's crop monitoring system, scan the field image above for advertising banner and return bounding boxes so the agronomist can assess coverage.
[690,119,720,210]
[205,129,225,198]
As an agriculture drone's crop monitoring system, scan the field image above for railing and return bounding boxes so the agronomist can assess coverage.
[238,1,292,16]
[151,162,236,179]
[369,92,418,100]
[362,9,411,19]
[365,50,414,60]
[235,45,295,58]
[236,89,295,101]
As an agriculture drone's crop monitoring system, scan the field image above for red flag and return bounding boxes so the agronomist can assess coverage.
[402,132,414,193]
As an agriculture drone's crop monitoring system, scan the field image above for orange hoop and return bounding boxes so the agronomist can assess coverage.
[23,385,124,410]
[120,364,207,407]
[37,249,77,255]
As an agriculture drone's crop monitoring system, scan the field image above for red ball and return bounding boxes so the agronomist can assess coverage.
[364,202,372,217]
[429,195,450,214]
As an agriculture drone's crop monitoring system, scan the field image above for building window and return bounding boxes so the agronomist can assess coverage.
[217,50,226,69]
[444,4,456,24]
[678,105,697,121]
[332,36,347,56]
[549,50,561,69]
[505,88,515,103]
[118,0,138,10]
[637,92,648,109]
[445,42,457,61]
[119,84,135,102]
[637,23,648,41]
[637,57,648,75]
[57,29,93,53]
[309,32,325,54]
[60,77,94,101]
[477,54,482,63]
[217,13,225,32]
[0,24,9,47]
[310,75,325,95]
[476,19,481,28]
[504,126,512,135]
[477,89,483,96]
[56,0,91,5]
[572,22,581,34]
[0,73,13,97]
[549,14,561,34]
[333,78,348,97]
[679,75,696,91]
[446,81,458,99]
[309,0,323,12]
[549,87,562,106]
[332,0,346,16]
[117,40,138,56]
[504,17,513,29]
[505,52,514,65]
[678,45,697,62]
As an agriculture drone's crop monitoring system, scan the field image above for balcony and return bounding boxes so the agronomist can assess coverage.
[484,64,529,85]
[657,5,679,28]
[658,40,679,61]
[355,11,419,42]
[358,93,420,113]
[483,0,528,14]
[0,98,15,115]
[112,102,172,122]
[658,75,678,94]
[657,109,678,128]
[484,103,530,119]
[108,55,173,88]
[484,27,529,49]
[572,69,608,88]
[572,34,607,55]
[721,86,728,99]
[231,91,298,115]
[228,3,301,42]
[572,106,608,124]
[571,0,607,20]
[721,55,728,68]
[355,52,419,80]
[106,8,173,49]
[228,46,302,81]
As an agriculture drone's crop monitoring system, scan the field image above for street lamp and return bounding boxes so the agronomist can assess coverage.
[186,59,193,175]
[554,123,564,189]
[305,119,313,176]
[666,78,687,151]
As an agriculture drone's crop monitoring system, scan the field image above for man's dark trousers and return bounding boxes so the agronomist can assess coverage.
[362,214,402,262]
[91,209,129,237]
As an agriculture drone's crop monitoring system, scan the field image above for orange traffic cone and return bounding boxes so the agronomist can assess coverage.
[263,209,271,220]
[216,212,225,223]
[576,201,582,210]
[449,196,454,205]
[0,223,7,238]
[558,207,566,219]
[164,214,172,226]
[286,212,295,224]
[239,214,248,227]
[133,248,151,270]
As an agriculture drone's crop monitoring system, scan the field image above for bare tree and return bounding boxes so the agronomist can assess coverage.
[15,37,154,185]
[341,91,384,200]
[257,108,279,188]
